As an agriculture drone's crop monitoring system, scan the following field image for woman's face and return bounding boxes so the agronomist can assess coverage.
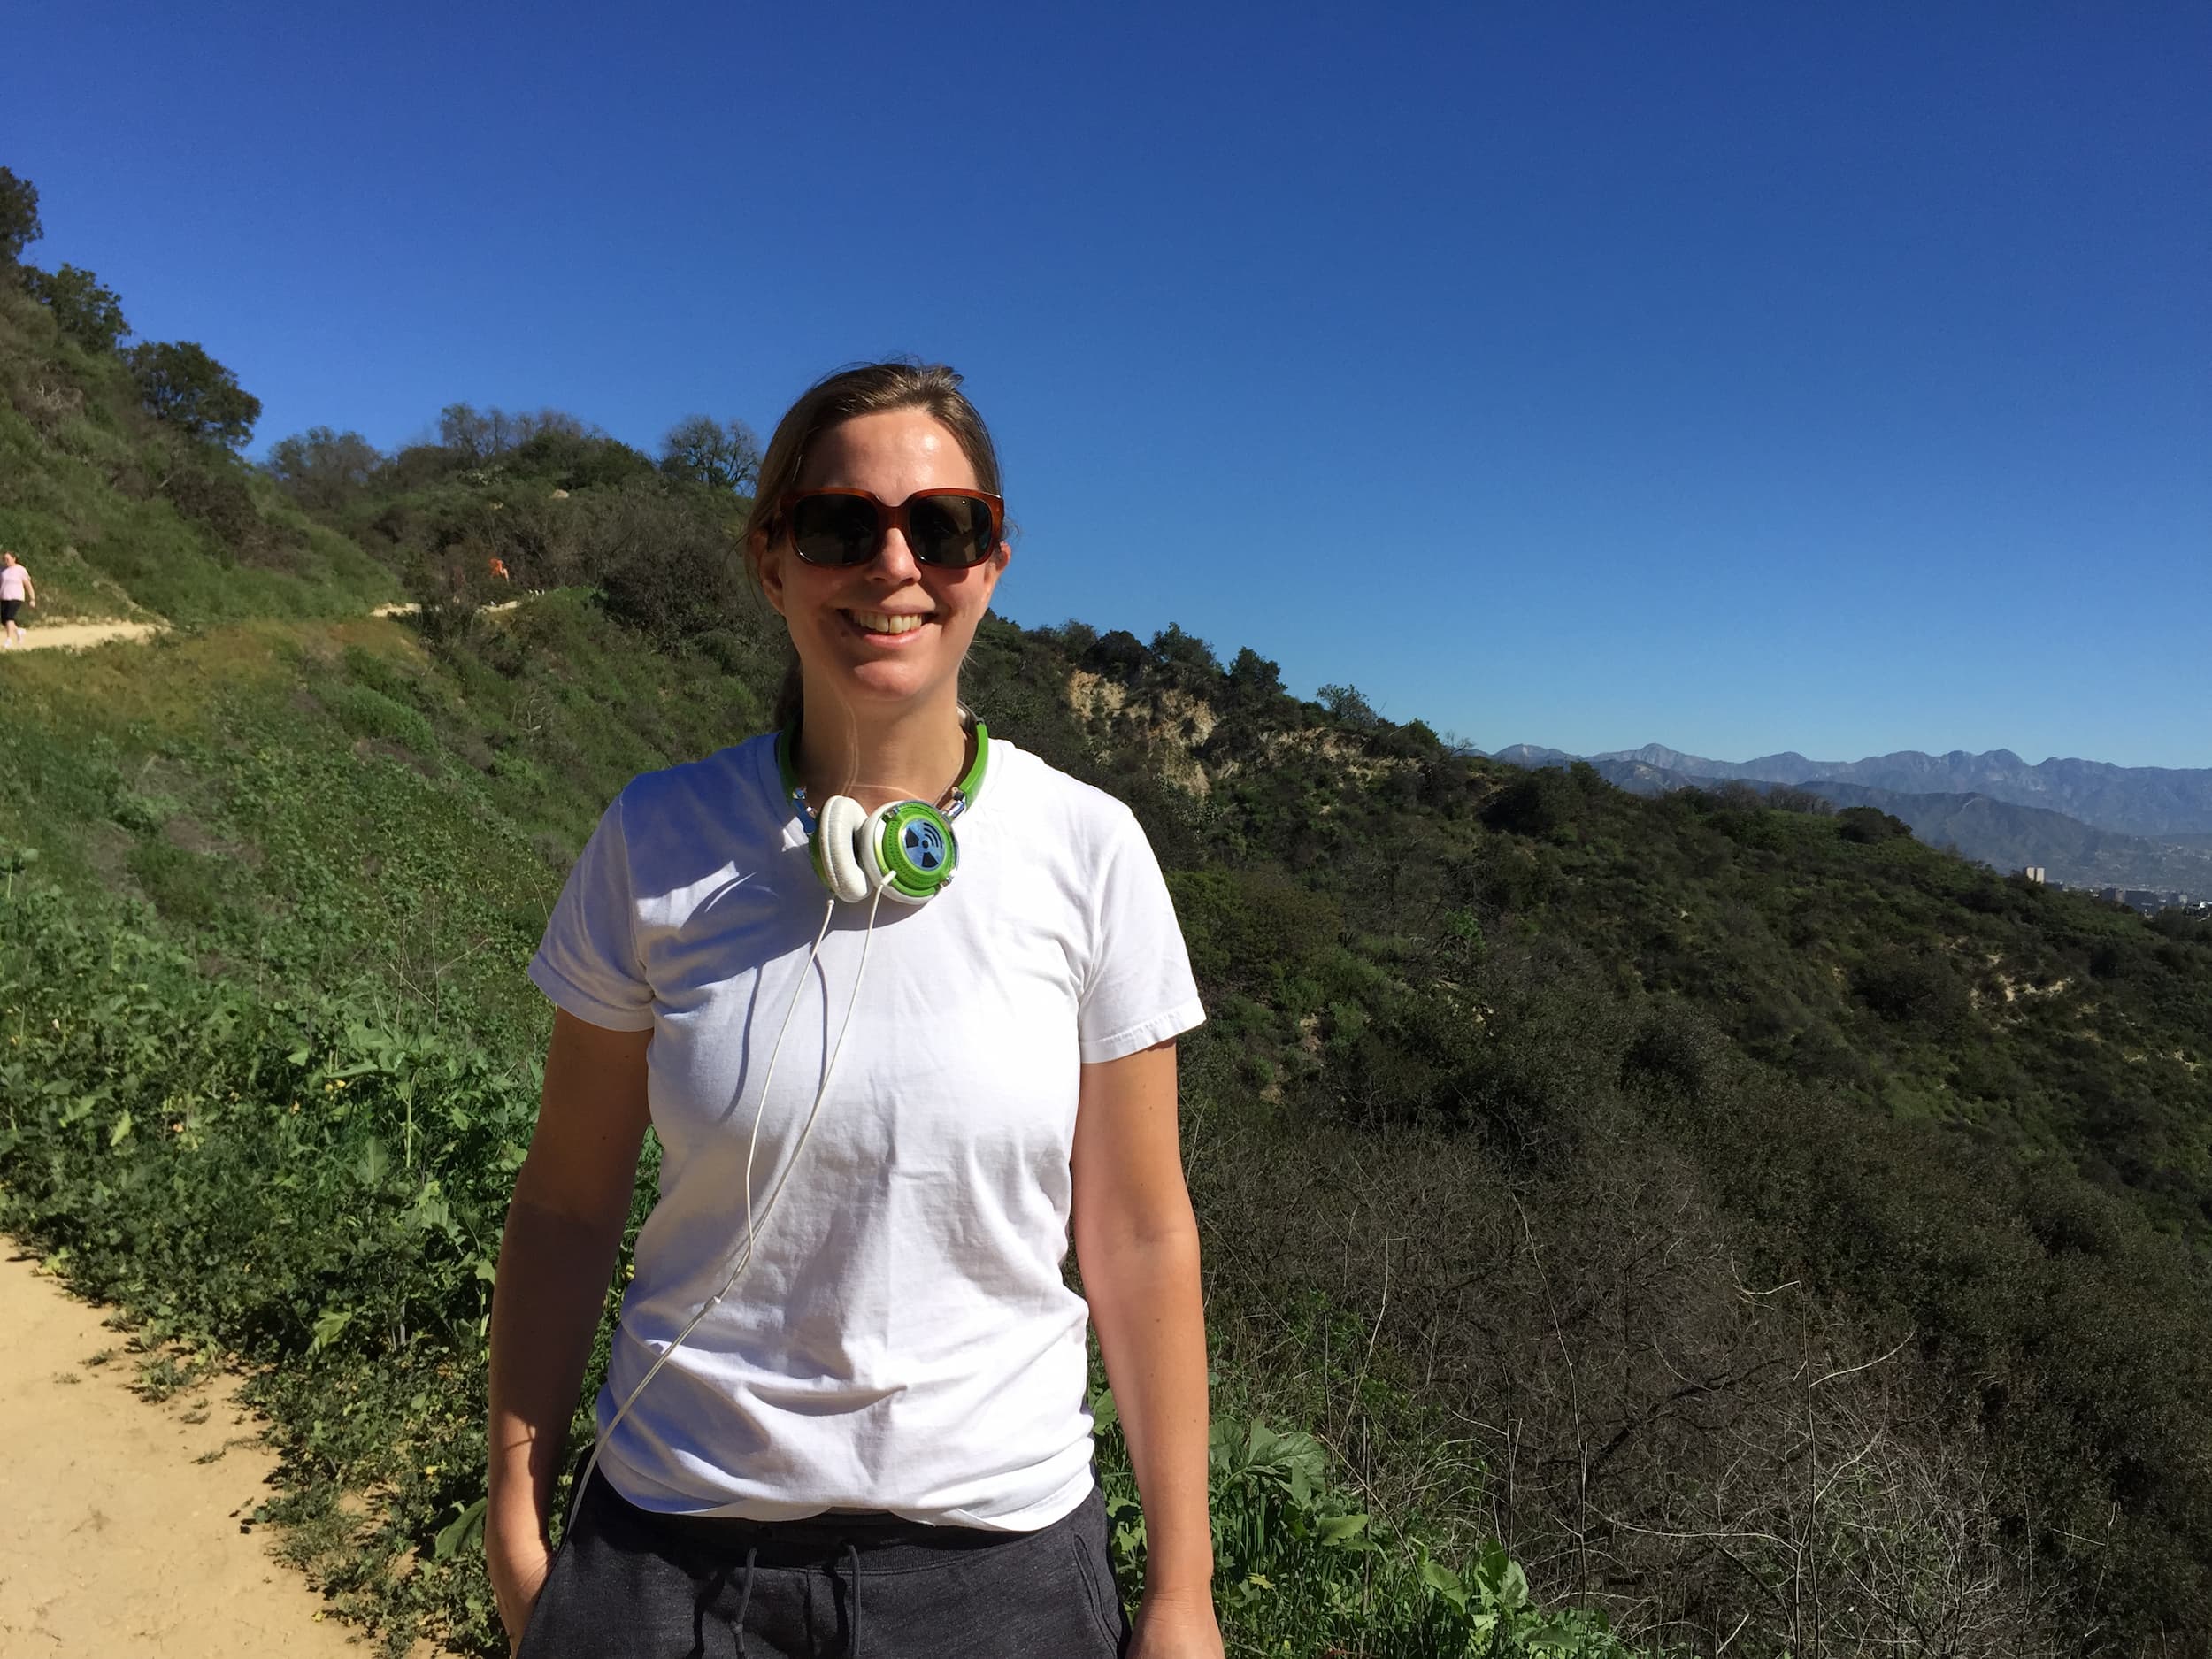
[757,409,1009,718]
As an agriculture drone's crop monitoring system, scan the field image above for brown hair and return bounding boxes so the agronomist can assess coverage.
[745,361,1003,733]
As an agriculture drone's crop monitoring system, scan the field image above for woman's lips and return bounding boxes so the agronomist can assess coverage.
[841,608,934,643]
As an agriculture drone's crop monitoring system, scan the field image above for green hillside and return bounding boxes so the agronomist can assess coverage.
[0,290,396,626]
[4,169,2210,1657]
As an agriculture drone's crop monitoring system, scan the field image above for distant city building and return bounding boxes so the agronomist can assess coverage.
[2021,866,2046,883]
[2103,887,2202,914]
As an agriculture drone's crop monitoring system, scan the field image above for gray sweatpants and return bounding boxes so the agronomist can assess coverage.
[516,1468,1131,1658]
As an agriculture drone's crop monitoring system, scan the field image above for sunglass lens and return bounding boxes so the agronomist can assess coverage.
[789,495,880,565]
[908,495,994,566]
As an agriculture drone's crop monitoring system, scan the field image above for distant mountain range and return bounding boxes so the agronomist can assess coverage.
[1485,744,2212,897]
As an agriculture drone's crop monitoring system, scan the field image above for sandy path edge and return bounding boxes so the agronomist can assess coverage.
[4,619,168,652]
[0,1243,392,1656]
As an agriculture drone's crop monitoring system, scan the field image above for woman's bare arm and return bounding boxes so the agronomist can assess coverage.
[485,1009,651,1639]
[1071,1038,1223,1655]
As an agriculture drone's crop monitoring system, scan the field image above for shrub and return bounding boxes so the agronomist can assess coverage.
[1483,768,1580,837]
[1619,999,1733,1109]
[163,453,305,569]
[23,263,130,353]
[1082,627,1148,682]
[323,682,438,755]
[1851,944,1971,1030]
[1838,804,1910,844]
[1168,865,1341,996]
[592,484,747,641]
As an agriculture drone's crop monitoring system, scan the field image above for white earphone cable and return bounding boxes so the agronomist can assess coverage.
[564,886,886,1536]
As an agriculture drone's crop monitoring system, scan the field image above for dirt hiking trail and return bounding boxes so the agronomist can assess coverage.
[0,1246,381,1655]
[3,598,522,654]
[4,619,167,652]
[2,595,530,1652]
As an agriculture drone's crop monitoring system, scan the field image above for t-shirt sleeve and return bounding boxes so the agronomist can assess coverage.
[528,790,656,1032]
[1077,808,1206,1064]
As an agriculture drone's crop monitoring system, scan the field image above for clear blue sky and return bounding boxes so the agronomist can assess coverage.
[10,1,2208,767]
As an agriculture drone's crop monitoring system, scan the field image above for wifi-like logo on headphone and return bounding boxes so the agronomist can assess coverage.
[903,820,945,871]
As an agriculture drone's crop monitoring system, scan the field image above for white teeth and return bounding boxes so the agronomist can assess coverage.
[851,611,926,634]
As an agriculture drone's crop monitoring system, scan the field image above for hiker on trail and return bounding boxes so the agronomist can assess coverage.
[488,362,1221,1659]
[0,551,33,649]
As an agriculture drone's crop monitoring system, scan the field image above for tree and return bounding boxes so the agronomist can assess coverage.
[127,340,262,449]
[1851,944,1970,1030]
[1083,627,1148,680]
[1227,647,1285,700]
[1050,618,1099,653]
[439,403,589,464]
[1837,805,1909,844]
[1148,622,1219,677]
[595,482,749,639]
[24,264,129,352]
[265,426,383,509]
[510,426,657,492]
[0,166,40,265]
[1482,766,1578,837]
[658,415,762,494]
[1317,682,1379,730]
[518,408,588,444]
[1763,785,1833,816]
[438,403,498,462]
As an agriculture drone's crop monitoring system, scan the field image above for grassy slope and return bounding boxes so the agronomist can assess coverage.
[0,285,397,625]
[0,594,759,1042]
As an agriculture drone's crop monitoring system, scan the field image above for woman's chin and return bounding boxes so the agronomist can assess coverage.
[831,659,956,710]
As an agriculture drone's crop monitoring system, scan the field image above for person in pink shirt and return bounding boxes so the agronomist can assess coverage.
[0,551,34,649]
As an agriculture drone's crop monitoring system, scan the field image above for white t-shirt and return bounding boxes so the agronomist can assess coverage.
[0,564,26,602]
[528,733,1204,1529]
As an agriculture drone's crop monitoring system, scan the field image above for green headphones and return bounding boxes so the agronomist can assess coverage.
[777,718,990,905]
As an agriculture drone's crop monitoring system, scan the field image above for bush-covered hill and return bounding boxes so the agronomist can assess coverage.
[4,165,2211,1656]
[0,284,396,626]
[968,625,2212,1655]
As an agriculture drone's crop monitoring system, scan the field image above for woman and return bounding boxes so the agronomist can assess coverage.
[487,362,1222,1658]
[0,549,35,649]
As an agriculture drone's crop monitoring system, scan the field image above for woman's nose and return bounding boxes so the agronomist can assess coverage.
[872,526,921,580]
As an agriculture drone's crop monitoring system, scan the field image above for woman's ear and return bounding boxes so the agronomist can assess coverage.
[749,529,788,618]
[972,538,1011,603]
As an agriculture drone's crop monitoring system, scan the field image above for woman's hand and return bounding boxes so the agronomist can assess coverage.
[1130,1586,1225,1658]
[486,1509,552,1654]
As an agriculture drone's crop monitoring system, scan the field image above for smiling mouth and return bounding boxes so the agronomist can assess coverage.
[847,610,932,635]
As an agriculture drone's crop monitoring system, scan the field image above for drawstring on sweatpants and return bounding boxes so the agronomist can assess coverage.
[715,1530,869,1657]
[842,1539,863,1656]
[733,1546,757,1657]
[722,1534,864,1657]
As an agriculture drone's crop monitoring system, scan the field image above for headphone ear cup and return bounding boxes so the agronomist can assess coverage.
[815,794,874,903]
[863,803,933,904]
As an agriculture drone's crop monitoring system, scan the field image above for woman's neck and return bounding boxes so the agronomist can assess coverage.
[793,693,972,814]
